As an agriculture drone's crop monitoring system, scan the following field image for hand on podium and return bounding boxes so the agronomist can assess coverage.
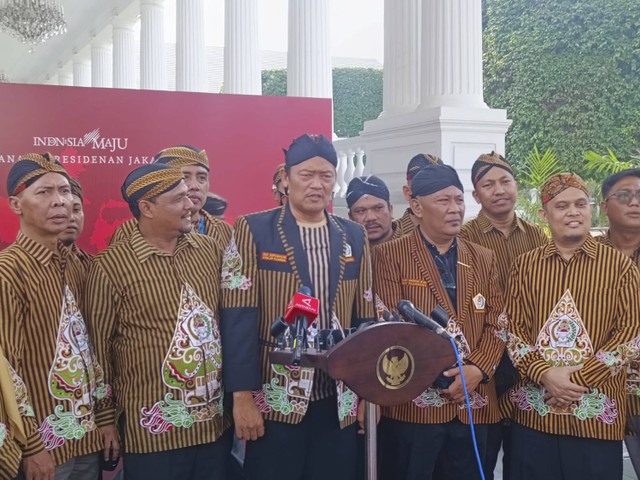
[441,365,484,404]
[233,391,265,441]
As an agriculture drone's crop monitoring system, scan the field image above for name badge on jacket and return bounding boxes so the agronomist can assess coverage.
[473,293,486,312]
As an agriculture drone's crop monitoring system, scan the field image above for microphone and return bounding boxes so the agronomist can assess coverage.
[270,316,289,339]
[397,300,452,340]
[284,286,320,365]
[430,305,449,328]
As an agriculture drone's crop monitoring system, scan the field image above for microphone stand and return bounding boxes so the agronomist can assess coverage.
[292,317,308,366]
[365,401,377,480]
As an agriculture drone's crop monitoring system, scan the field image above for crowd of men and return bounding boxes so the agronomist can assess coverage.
[0,134,639,480]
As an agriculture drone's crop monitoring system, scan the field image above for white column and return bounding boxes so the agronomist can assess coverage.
[112,17,136,89]
[140,0,166,90]
[381,0,420,115]
[176,0,207,92]
[58,70,73,86]
[91,42,112,88]
[224,0,261,95]
[287,0,332,98]
[419,0,485,109]
[72,54,91,87]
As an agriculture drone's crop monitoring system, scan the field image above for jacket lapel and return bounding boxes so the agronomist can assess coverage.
[456,239,476,326]
[410,229,456,319]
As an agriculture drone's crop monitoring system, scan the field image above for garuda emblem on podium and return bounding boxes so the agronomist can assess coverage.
[377,346,415,390]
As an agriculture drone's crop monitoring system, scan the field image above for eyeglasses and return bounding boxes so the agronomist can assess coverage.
[434,256,456,290]
[607,191,640,205]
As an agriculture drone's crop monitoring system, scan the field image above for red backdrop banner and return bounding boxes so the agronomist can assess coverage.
[0,83,331,254]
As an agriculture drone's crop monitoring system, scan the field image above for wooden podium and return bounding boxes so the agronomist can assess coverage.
[270,321,457,479]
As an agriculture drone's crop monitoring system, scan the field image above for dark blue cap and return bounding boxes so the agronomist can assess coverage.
[406,153,444,181]
[346,175,390,209]
[411,164,463,197]
[284,134,337,168]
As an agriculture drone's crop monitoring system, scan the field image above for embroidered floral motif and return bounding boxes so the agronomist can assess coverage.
[162,284,223,417]
[536,289,593,368]
[336,381,358,421]
[221,233,252,290]
[140,393,196,434]
[0,422,6,447]
[256,364,314,416]
[363,288,373,303]
[458,391,489,410]
[495,310,510,342]
[511,383,618,424]
[413,387,447,408]
[259,377,294,415]
[374,294,389,321]
[445,318,470,360]
[44,286,106,447]
[7,360,34,417]
[573,388,618,424]
[506,336,536,367]
[38,405,93,450]
[596,337,640,378]
[94,384,112,401]
[252,388,272,413]
[140,284,223,435]
[510,384,550,417]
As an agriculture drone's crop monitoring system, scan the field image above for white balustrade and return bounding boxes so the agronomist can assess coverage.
[332,137,367,198]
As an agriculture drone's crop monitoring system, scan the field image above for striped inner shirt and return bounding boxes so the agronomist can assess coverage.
[299,220,333,401]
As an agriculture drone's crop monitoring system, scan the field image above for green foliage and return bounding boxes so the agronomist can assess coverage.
[519,146,562,189]
[583,149,640,174]
[515,145,604,227]
[332,68,383,138]
[483,0,640,180]
[515,146,563,227]
[261,69,287,97]
[261,67,383,138]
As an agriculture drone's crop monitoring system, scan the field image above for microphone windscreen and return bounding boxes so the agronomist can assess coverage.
[397,300,415,319]
[430,306,449,328]
[299,286,313,296]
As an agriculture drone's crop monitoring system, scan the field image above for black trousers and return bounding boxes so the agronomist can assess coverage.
[483,420,512,480]
[243,396,358,480]
[123,428,233,480]
[379,417,487,480]
[510,423,622,480]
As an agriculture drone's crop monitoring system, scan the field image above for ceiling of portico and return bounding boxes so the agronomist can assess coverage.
[0,0,137,83]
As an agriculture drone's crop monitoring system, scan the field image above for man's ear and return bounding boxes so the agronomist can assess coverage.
[410,198,422,219]
[138,200,154,219]
[402,184,412,202]
[538,206,548,223]
[280,166,289,189]
[8,195,22,215]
